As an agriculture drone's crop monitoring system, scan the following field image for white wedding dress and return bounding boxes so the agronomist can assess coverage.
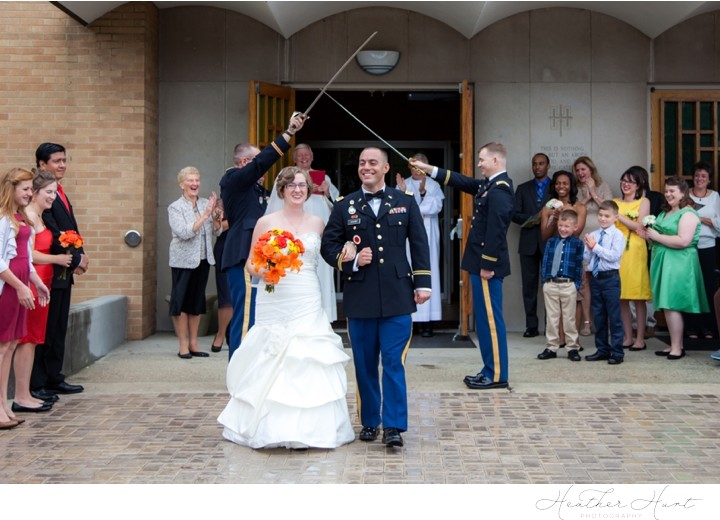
[218,232,354,449]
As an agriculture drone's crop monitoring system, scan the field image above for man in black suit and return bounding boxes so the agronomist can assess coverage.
[221,113,305,359]
[411,143,514,390]
[512,153,551,337]
[321,147,431,448]
[31,143,89,399]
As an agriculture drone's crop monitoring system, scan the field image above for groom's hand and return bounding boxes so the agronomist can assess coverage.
[357,247,373,266]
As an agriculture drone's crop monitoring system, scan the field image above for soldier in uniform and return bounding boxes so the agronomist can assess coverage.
[410,142,514,389]
[220,113,305,359]
[321,147,431,448]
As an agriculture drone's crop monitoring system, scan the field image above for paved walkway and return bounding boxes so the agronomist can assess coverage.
[2,331,720,486]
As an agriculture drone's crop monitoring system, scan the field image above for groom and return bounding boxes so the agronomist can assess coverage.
[321,147,431,448]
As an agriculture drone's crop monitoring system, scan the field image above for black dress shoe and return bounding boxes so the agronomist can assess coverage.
[523,328,539,338]
[382,427,404,447]
[537,348,557,360]
[567,349,582,362]
[585,352,610,361]
[608,357,624,365]
[31,389,59,403]
[47,381,84,394]
[12,401,52,413]
[465,375,509,390]
[359,426,379,442]
[189,350,209,357]
[420,330,434,338]
[463,372,482,384]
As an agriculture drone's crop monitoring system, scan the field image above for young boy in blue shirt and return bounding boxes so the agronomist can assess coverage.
[538,209,585,361]
[583,200,626,365]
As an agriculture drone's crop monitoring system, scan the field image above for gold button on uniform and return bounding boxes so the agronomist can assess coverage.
[379,259,384,264]
[377,235,382,240]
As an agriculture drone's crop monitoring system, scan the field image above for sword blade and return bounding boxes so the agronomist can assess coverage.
[300,31,377,117]
[324,92,409,163]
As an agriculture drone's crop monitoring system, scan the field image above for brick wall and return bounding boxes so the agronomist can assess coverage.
[0,1,159,339]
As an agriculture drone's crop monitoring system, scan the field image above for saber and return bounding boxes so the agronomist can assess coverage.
[324,92,412,164]
[293,31,377,119]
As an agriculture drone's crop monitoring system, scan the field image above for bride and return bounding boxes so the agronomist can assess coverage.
[218,166,355,449]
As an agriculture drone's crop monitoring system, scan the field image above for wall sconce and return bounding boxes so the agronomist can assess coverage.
[355,50,400,75]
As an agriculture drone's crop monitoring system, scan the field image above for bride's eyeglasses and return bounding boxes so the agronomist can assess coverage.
[286,183,308,191]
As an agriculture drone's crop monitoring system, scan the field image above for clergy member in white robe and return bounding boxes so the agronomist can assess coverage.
[396,153,444,336]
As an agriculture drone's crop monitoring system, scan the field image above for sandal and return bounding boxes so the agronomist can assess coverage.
[702,330,713,340]
[579,321,592,336]
[687,331,699,340]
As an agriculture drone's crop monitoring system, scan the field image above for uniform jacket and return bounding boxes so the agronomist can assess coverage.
[435,169,515,278]
[219,136,289,272]
[321,187,431,319]
[167,196,221,269]
[512,178,549,255]
[42,188,85,290]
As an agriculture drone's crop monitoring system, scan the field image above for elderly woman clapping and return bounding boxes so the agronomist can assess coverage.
[168,166,222,359]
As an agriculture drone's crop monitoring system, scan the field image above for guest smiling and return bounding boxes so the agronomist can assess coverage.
[168,166,222,359]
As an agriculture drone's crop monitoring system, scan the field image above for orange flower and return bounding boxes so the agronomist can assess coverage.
[57,230,84,280]
[59,230,84,249]
[249,228,305,293]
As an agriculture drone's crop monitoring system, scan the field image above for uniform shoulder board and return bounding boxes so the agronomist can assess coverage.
[496,180,510,188]
[225,166,234,172]
[335,195,345,202]
[405,190,414,197]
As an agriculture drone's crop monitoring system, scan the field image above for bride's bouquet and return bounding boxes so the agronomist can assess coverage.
[250,228,305,293]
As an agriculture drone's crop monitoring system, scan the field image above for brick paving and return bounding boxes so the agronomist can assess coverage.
[3,390,720,484]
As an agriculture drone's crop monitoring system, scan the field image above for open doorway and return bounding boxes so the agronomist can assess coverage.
[294,89,463,327]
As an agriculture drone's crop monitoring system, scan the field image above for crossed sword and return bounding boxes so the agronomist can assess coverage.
[292,31,423,173]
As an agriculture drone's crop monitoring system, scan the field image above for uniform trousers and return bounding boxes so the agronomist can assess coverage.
[470,274,509,383]
[347,314,411,432]
[542,280,580,350]
[227,265,257,359]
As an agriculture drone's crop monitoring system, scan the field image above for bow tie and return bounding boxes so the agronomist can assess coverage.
[365,190,384,201]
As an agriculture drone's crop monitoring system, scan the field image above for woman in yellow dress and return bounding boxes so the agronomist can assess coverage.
[614,166,652,350]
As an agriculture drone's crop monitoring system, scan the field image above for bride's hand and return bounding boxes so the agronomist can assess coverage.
[341,242,357,262]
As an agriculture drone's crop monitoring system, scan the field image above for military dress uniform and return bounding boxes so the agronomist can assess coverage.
[434,168,515,385]
[321,187,431,433]
[220,136,287,359]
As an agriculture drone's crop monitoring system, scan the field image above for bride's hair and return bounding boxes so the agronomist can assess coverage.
[276,166,313,201]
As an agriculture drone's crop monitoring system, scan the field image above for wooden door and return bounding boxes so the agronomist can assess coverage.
[249,81,296,189]
[459,80,474,336]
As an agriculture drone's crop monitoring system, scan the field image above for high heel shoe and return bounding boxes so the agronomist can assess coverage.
[667,350,686,360]
[211,344,222,353]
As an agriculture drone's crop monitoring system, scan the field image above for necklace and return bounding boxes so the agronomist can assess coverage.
[692,187,708,199]
[283,212,305,235]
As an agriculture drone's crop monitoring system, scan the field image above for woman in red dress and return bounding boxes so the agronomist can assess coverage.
[13,171,72,412]
[0,168,50,429]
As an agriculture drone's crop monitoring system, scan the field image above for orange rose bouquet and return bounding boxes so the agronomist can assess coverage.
[250,228,305,293]
[58,230,84,280]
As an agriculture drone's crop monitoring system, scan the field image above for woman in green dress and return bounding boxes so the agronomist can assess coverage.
[637,176,709,359]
